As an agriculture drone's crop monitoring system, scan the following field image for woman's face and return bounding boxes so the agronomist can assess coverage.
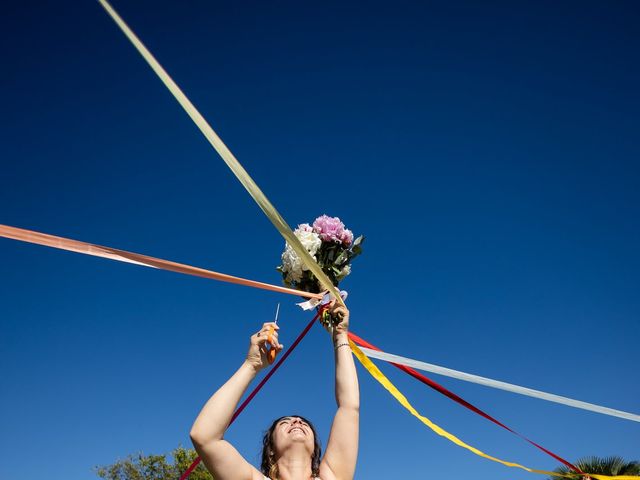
[271,416,315,455]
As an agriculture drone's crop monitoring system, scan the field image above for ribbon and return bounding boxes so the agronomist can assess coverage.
[352,337,640,423]
[97,0,345,309]
[349,340,639,480]
[0,224,321,300]
[348,332,583,473]
[180,309,322,480]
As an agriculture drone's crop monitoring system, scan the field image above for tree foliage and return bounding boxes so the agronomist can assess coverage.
[550,456,640,479]
[95,446,213,480]
[96,450,639,480]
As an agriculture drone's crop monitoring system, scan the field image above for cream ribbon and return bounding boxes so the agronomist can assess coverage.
[97,0,345,308]
[359,346,640,423]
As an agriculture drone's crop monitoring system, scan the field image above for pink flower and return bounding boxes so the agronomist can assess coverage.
[340,228,354,245]
[312,215,346,243]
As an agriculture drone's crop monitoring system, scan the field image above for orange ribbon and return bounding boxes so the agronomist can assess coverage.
[0,224,322,300]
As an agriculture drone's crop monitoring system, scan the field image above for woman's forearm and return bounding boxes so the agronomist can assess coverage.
[190,361,258,446]
[333,332,360,410]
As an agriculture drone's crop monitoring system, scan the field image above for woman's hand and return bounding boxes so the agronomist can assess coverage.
[245,322,282,372]
[192,322,282,480]
[327,300,350,336]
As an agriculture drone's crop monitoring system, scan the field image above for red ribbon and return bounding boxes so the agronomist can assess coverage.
[348,331,583,474]
[180,310,321,480]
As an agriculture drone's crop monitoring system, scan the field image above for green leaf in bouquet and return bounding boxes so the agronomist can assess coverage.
[334,249,348,266]
[350,235,365,257]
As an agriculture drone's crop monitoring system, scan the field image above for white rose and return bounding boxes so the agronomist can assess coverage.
[281,245,304,282]
[281,225,321,280]
[296,230,321,271]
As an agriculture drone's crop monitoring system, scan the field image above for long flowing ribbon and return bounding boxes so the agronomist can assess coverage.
[0,224,321,300]
[180,310,322,480]
[348,333,584,473]
[353,338,640,423]
[348,340,640,480]
[97,0,345,309]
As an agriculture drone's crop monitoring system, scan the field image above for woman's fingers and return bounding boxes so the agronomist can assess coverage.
[330,306,348,322]
[261,322,279,332]
[246,321,284,371]
[327,299,348,315]
[268,330,280,349]
[252,323,280,349]
[255,332,278,345]
[327,302,350,334]
[253,322,279,335]
[273,343,284,358]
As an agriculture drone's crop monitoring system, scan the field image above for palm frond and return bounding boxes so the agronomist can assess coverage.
[549,456,640,479]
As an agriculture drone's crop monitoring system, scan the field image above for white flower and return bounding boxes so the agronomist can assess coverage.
[281,224,322,282]
[281,246,304,282]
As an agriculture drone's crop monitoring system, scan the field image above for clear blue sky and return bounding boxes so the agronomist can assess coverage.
[1,1,638,479]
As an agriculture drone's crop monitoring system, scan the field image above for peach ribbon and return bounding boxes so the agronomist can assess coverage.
[0,224,322,300]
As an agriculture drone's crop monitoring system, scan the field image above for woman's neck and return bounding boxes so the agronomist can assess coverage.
[275,447,313,480]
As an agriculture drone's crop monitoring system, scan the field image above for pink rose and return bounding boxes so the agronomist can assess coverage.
[339,228,354,245]
[312,215,345,243]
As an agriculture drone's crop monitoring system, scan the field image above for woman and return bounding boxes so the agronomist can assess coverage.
[190,301,359,480]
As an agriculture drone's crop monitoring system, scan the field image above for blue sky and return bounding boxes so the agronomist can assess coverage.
[1,1,638,479]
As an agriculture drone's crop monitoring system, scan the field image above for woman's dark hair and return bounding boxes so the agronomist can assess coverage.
[261,415,322,478]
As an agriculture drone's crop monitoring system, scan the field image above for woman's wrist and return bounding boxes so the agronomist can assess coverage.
[333,331,349,345]
[242,359,262,375]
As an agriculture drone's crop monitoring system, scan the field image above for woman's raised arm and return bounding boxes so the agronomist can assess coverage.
[190,322,282,480]
[320,302,360,480]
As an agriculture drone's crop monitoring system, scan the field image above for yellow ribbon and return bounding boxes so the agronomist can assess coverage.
[349,340,639,480]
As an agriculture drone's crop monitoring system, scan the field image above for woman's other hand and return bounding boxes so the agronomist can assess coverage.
[245,322,282,372]
[328,300,350,336]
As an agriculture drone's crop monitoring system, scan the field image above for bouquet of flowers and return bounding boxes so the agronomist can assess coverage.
[278,214,363,300]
